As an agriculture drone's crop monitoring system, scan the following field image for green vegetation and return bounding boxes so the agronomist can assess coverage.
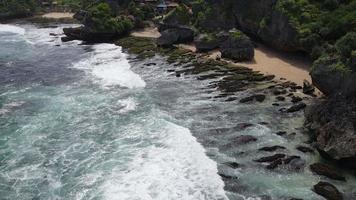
[230,30,249,40]
[0,0,37,19]
[88,3,133,34]
[274,0,356,73]
[163,4,191,25]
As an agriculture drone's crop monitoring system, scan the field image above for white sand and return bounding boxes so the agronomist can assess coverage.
[42,12,74,19]
[131,27,161,38]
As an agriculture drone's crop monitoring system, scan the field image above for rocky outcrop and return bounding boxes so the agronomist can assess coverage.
[157,25,194,47]
[305,97,356,170]
[220,31,254,61]
[195,34,220,52]
[310,59,356,98]
[63,27,119,42]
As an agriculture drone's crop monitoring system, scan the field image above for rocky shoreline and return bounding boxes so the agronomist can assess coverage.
[113,35,355,199]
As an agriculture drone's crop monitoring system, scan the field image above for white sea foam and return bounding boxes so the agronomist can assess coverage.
[73,44,146,88]
[0,24,25,35]
[101,121,228,200]
[118,98,137,113]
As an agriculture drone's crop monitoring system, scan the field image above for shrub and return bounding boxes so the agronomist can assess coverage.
[336,32,356,58]
[88,3,133,34]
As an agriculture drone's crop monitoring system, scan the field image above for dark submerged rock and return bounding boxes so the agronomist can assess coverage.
[254,154,286,163]
[232,135,258,145]
[296,145,314,153]
[291,96,303,103]
[286,103,306,112]
[313,181,344,200]
[224,162,240,169]
[240,94,266,103]
[259,146,286,152]
[310,163,346,181]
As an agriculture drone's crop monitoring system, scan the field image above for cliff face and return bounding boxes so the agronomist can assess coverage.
[230,0,300,51]
[197,0,300,51]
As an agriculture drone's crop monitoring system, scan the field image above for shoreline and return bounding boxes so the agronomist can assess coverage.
[130,27,317,90]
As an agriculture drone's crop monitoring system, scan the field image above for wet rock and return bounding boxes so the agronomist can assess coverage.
[49,33,59,36]
[272,103,280,106]
[276,96,286,101]
[303,80,315,95]
[289,198,303,200]
[266,158,283,169]
[239,96,254,103]
[232,135,257,145]
[63,26,120,42]
[61,36,74,42]
[259,146,286,152]
[276,131,287,136]
[310,163,346,181]
[291,96,303,103]
[255,94,266,102]
[296,145,314,153]
[225,97,238,102]
[283,155,301,164]
[286,103,306,113]
[218,173,238,180]
[144,62,156,66]
[313,181,343,200]
[224,162,240,169]
[273,89,287,95]
[255,154,286,163]
[240,94,266,103]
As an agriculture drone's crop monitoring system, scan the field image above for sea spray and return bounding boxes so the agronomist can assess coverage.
[73,43,146,88]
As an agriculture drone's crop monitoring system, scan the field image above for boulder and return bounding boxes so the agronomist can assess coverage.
[157,26,194,47]
[313,181,343,200]
[305,97,356,170]
[195,34,220,52]
[157,29,179,47]
[310,163,346,181]
[311,57,356,98]
[220,30,254,62]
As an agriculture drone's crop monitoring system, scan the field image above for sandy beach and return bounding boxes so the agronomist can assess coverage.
[131,27,313,87]
[42,12,74,19]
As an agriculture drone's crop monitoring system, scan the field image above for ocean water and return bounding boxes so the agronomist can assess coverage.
[0,24,355,200]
